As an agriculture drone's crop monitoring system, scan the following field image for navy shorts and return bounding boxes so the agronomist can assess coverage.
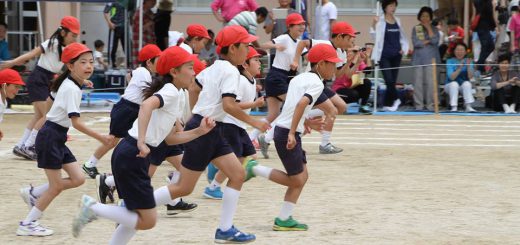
[181,114,234,171]
[149,141,184,166]
[265,67,295,98]
[273,126,307,176]
[111,136,155,210]
[26,66,55,102]
[315,87,336,106]
[109,98,140,138]
[222,123,256,158]
[35,121,76,169]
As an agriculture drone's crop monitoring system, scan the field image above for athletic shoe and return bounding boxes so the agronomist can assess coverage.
[203,186,223,200]
[257,134,270,159]
[13,145,26,158]
[95,174,110,204]
[72,195,98,238]
[243,159,258,182]
[465,105,477,112]
[319,143,343,154]
[16,220,53,236]
[166,199,198,215]
[215,225,256,244]
[19,186,38,209]
[359,105,372,114]
[273,216,308,231]
[206,163,218,184]
[82,163,99,179]
[20,146,37,160]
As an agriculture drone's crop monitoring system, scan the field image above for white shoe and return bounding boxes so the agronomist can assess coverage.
[450,106,458,112]
[72,195,98,238]
[392,99,401,109]
[465,105,477,112]
[16,221,53,236]
[20,186,37,209]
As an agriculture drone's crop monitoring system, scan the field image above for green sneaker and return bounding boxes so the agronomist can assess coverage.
[273,216,308,231]
[243,158,258,182]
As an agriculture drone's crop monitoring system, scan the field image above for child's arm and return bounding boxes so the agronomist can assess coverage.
[188,79,202,110]
[71,116,114,146]
[135,95,161,157]
[287,96,310,149]
[164,117,215,145]
[238,96,264,110]
[223,96,269,131]
[259,41,285,51]
[291,40,311,71]
[0,46,42,70]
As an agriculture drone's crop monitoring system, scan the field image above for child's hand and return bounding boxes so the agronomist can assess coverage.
[198,117,216,135]
[137,141,150,158]
[254,96,265,107]
[303,117,324,135]
[290,60,299,71]
[83,80,94,88]
[286,133,296,150]
[252,119,270,132]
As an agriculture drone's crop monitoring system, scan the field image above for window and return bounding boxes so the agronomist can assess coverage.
[335,0,436,14]
[175,0,212,12]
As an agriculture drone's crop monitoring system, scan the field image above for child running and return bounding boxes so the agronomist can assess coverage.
[0,69,25,141]
[17,43,114,236]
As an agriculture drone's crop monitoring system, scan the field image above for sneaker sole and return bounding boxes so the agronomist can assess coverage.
[13,149,26,158]
[214,238,256,244]
[95,175,103,204]
[272,225,308,231]
[202,193,222,200]
[16,230,54,236]
[166,205,198,216]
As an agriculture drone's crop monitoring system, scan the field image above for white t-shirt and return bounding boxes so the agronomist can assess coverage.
[314,2,337,40]
[0,90,6,124]
[46,77,82,128]
[128,83,183,147]
[303,39,346,72]
[93,50,104,70]
[272,34,300,71]
[275,72,324,133]
[223,75,257,129]
[193,60,240,121]
[38,39,64,73]
[122,67,152,104]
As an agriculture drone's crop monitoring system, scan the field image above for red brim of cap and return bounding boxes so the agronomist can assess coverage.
[325,57,343,63]
[241,34,258,44]
[70,28,80,34]
[2,80,25,86]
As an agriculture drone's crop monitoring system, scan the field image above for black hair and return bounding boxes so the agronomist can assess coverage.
[0,22,7,29]
[139,56,157,70]
[94,40,104,49]
[454,42,467,51]
[219,43,241,55]
[255,7,268,19]
[431,19,439,27]
[417,6,433,21]
[207,29,215,39]
[498,53,511,63]
[447,18,459,25]
[512,6,520,12]
[143,74,172,100]
[48,27,72,61]
[382,0,398,13]
[50,53,89,92]
[185,35,206,43]
[331,33,349,39]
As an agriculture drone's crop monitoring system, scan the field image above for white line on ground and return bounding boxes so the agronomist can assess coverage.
[302,136,520,142]
[300,141,520,147]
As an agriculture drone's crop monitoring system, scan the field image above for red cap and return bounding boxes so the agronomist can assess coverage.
[246,46,262,60]
[215,25,258,50]
[187,24,211,39]
[191,55,207,76]
[61,16,80,34]
[331,21,358,36]
[61,43,92,63]
[0,69,25,86]
[286,13,305,27]
[308,44,342,63]
[156,46,193,75]
[138,44,162,62]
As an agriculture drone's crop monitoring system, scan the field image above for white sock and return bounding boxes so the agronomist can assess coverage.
[17,128,31,147]
[321,131,331,146]
[218,187,240,231]
[154,186,172,206]
[22,207,42,225]
[32,183,49,197]
[85,155,98,168]
[249,118,268,140]
[306,109,324,119]
[24,129,38,147]
[169,171,180,184]
[252,165,272,179]
[265,124,276,143]
[277,201,295,220]
[90,203,138,228]
[168,198,181,206]
[109,225,137,245]
[105,175,116,188]
[208,179,221,190]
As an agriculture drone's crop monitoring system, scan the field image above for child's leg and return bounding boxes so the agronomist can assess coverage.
[87,137,121,168]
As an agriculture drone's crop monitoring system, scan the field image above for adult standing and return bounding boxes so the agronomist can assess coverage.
[154,0,174,51]
[313,0,337,40]
[104,2,126,68]
[0,23,11,62]
[473,0,498,74]
[370,0,409,112]
[211,0,258,24]
[132,0,157,68]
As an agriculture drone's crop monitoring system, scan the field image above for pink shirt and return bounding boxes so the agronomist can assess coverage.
[332,62,367,91]
[211,0,258,22]
[509,14,520,49]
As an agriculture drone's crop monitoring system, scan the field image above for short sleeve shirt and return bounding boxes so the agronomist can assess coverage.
[38,39,64,73]
[46,77,82,128]
[104,2,125,26]
[94,50,104,70]
[122,67,152,104]
[272,34,300,71]
[223,75,257,129]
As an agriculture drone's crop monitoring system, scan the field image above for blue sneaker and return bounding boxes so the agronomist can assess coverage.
[215,225,255,244]
[203,186,223,200]
[207,163,218,183]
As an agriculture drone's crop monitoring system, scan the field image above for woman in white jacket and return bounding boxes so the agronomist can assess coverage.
[370,0,409,111]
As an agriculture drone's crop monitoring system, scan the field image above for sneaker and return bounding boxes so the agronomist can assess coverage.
[16,220,54,236]
[273,216,308,231]
[20,146,37,160]
[166,199,198,215]
[450,106,458,112]
[215,225,256,244]
[19,186,38,209]
[319,143,343,154]
[13,145,26,158]
[95,174,110,204]
[206,163,218,184]
[257,135,270,159]
[465,105,477,112]
[82,163,99,179]
[203,186,223,200]
[243,159,258,182]
[359,105,372,114]
[72,195,98,238]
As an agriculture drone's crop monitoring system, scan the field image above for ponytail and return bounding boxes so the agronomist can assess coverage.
[143,74,172,99]
[50,55,80,92]
[48,27,71,60]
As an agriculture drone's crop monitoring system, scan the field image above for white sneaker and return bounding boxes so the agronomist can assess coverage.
[72,195,98,238]
[392,99,401,109]
[16,221,53,236]
[465,105,477,112]
[20,186,37,209]
[450,106,458,112]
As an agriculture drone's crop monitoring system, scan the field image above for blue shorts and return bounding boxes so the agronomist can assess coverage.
[265,67,296,98]
[109,98,140,138]
[273,126,307,176]
[222,123,256,158]
[111,136,155,210]
[315,87,336,106]
[149,141,184,166]
[181,114,234,172]
[26,66,55,102]
[35,121,76,169]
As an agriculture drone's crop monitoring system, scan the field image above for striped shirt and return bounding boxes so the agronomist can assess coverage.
[227,11,258,35]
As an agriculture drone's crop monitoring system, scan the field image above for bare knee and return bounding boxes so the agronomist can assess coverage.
[289,173,308,188]
[228,168,245,183]
[336,103,347,115]
[71,176,85,188]
[174,184,195,197]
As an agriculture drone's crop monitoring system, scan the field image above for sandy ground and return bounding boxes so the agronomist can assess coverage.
[1,113,520,244]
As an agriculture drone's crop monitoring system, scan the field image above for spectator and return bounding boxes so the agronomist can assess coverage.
[198,29,218,65]
[93,40,107,71]
[0,22,10,62]
[104,2,126,68]
[490,54,520,113]
[313,0,337,40]
[227,7,268,35]
[154,0,174,50]
[370,0,409,112]
[132,0,157,68]
[411,6,440,111]
[445,43,477,112]
[211,0,258,24]
[509,5,520,52]
[446,19,464,55]
[473,0,498,74]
